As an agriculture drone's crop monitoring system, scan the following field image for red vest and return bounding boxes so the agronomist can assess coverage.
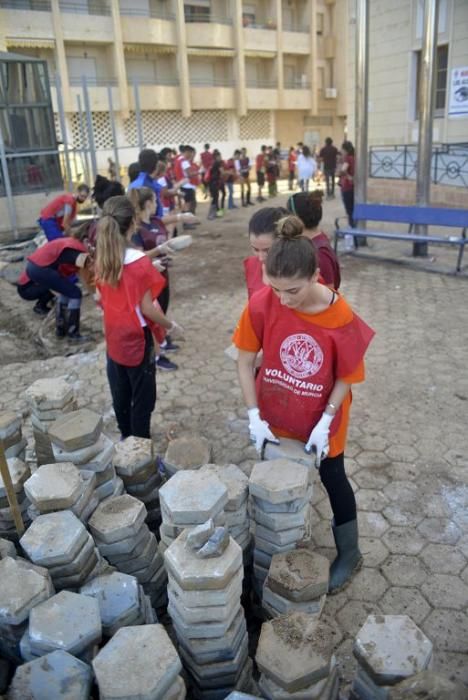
[40,194,77,228]
[243,257,265,299]
[200,151,213,170]
[249,287,374,442]
[174,155,185,181]
[18,237,87,285]
[98,254,165,366]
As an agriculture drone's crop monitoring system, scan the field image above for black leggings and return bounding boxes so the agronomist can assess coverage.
[318,452,356,526]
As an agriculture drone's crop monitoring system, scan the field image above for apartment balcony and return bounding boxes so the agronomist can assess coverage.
[0,0,51,9]
[243,25,277,53]
[128,76,180,110]
[49,76,120,111]
[283,79,312,109]
[282,26,310,54]
[189,77,235,110]
[0,1,54,40]
[246,79,278,109]
[59,1,113,42]
[120,7,177,46]
[185,18,234,49]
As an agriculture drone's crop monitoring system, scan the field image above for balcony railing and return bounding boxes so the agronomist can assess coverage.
[59,0,110,15]
[68,76,118,87]
[282,20,309,32]
[0,0,51,10]
[246,78,277,89]
[243,20,277,30]
[369,143,468,189]
[119,6,175,20]
[185,11,232,25]
[128,76,179,87]
[284,77,310,89]
[190,77,234,87]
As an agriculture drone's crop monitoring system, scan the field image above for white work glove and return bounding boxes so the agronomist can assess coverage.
[157,241,176,256]
[152,259,166,272]
[181,212,199,223]
[168,321,185,340]
[248,407,279,454]
[304,412,334,468]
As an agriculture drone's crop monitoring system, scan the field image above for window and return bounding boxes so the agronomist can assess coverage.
[414,44,448,118]
[184,0,210,22]
[316,12,324,36]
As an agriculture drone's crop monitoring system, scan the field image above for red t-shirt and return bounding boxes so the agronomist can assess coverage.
[256,154,265,172]
[340,155,355,192]
[201,151,214,170]
[40,194,77,229]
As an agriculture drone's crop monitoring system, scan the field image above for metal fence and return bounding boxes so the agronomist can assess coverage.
[369,143,468,188]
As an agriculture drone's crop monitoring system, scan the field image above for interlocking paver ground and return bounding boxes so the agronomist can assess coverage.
[0,193,467,692]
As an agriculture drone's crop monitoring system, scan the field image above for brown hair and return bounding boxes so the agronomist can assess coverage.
[95,196,135,286]
[287,190,323,229]
[265,215,317,279]
[127,187,155,221]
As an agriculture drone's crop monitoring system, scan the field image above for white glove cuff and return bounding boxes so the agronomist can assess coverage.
[248,407,260,421]
[321,412,334,429]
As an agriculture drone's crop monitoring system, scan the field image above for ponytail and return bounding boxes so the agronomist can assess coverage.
[95,195,134,286]
[266,215,317,280]
[287,190,323,229]
[127,187,155,224]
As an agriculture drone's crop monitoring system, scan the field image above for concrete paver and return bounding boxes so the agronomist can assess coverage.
[0,194,467,691]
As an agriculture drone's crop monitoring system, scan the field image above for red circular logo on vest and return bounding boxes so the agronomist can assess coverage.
[280,333,324,379]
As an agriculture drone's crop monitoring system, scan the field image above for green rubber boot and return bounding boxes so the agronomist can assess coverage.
[329,518,362,594]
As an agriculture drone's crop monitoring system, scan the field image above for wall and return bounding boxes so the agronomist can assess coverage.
[368,178,467,208]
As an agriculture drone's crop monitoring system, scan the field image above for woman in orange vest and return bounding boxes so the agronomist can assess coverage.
[233,214,374,592]
[94,196,184,439]
[17,229,90,340]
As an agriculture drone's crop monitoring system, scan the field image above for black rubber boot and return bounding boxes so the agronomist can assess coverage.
[329,519,362,593]
[55,302,68,338]
[67,308,90,343]
[207,204,217,220]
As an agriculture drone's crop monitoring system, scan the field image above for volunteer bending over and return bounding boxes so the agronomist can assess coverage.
[233,215,374,592]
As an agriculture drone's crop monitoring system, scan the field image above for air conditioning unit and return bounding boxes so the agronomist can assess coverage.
[325,87,337,99]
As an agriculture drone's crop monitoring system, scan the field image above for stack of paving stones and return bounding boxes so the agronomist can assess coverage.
[159,470,228,551]
[24,462,98,524]
[25,378,76,466]
[164,527,252,700]
[256,612,339,699]
[351,614,434,700]
[249,460,310,596]
[0,556,54,663]
[0,411,27,462]
[262,550,329,620]
[200,464,251,554]
[7,649,93,700]
[113,436,162,532]
[80,571,156,637]
[88,494,167,610]
[92,624,186,700]
[0,457,31,541]
[20,510,104,591]
[388,671,466,700]
[163,434,212,477]
[19,590,102,663]
[49,408,123,503]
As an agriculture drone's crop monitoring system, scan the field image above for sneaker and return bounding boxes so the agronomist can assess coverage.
[160,337,180,353]
[156,355,178,371]
[33,302,50,316]
[216,209,225,218]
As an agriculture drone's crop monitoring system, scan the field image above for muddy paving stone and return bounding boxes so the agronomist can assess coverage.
[382,505,425,528]
[432,650,468,687]
[388,670,467,700]
[353,468,390,489]
[416,517,461,545]
[359,536,389,567]
[8,649,92,700]
[164,434,212,472]
[88,495,147,544]
[379,587,431,625]
[20,511,89,567]
[249,460,309,504]
[336,600,381,639]
[355,489,389,512]
[0,458,30,497]
[0,556,53,625]
[48,409,103,452]
[421,609,468,653]
[345,567,389,602]
[357,511,390,537]
[159,470,228,525]
[420,574,468,610]
[25,378,74,410]
[24,462,82,511]
[113,436,154,478]
[267,550,329,601]
[380,555,429,587]
[382,527,427,555]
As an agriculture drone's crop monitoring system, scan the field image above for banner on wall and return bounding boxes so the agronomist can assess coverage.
[448,66,468,118]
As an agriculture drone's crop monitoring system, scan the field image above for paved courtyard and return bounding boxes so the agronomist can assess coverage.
[1,188,467,693]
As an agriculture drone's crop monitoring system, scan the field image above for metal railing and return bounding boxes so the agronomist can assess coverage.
[246,78,277,89]
[282,20,309,32]
[127,76,179,87]
[284,78,310,89]
[59,0,110,15]
[243,21,277,30]
[119,6,176,20]
[369,143,468,188]
[184,11,232,25]
[0,0,51,9]
[190,77,235,88]
[68,76,118,87]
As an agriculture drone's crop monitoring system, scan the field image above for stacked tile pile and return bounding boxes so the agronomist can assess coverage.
[80,571,156,637]
[0,457,31,541]
[8,649,93,700]
[25,378,76,466]
[200,464,251,553]
[20,590,102,663]
[351,614,433,700]
[263,550,329,620]
[24,462,98,524]
[256,612,340,699]
[249,460,310,596]
[20,510,104,591]
[49,408,123,503]
[163,434,212,477]
[165,527,252,699]
[93,624,185,700]
[159,470,228,551]
[0,556,54,663]
[88,494,167,610]
[113,436,162,531]
[0,411,27,462]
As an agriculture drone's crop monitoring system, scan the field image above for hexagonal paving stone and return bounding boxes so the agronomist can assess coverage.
[356,489,389,512]
[383,527,426,556]
[25,378,74,410]
[20,511,88,567]
[355,451,391,469]
[159,470,228,525]
[358,511,390,538]
[199,464,249,510]
[29,591,101,656]
[336,600,380,639]
[88,495,147,544]
[416,517,461,545]
[0,556,53,625]
[113,436,154,478]
[380,555,429,587]
[353,468,390,490]
[388,670,467,700]
[0,458,30,497]
[164,529,242,591]
[80,572,140,635]
[255,613,334,692]
[384,445,420,463]
[354,614,433,686]
[0,411,22,440]
[262,438,315,469]
[8,649,92,700]
[359,537,389,567]
[48,409,103,452]
[267,550,329,602]
[421,574,468,610]
[379,587,431,626]
[24,463,82,511]
[382,505,424,528]
[249,460,308,505]
[346,567,389,602]
[164,434,212,472]
[93,624,182,699]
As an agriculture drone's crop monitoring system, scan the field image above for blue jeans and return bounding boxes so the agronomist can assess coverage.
[17,262,82,306]
[38,218,64,241]
[227,181,235,208]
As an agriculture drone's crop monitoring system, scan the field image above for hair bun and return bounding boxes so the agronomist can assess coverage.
[276,215,304,240]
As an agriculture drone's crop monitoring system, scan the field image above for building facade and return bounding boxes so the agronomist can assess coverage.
[0,0,348,181]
